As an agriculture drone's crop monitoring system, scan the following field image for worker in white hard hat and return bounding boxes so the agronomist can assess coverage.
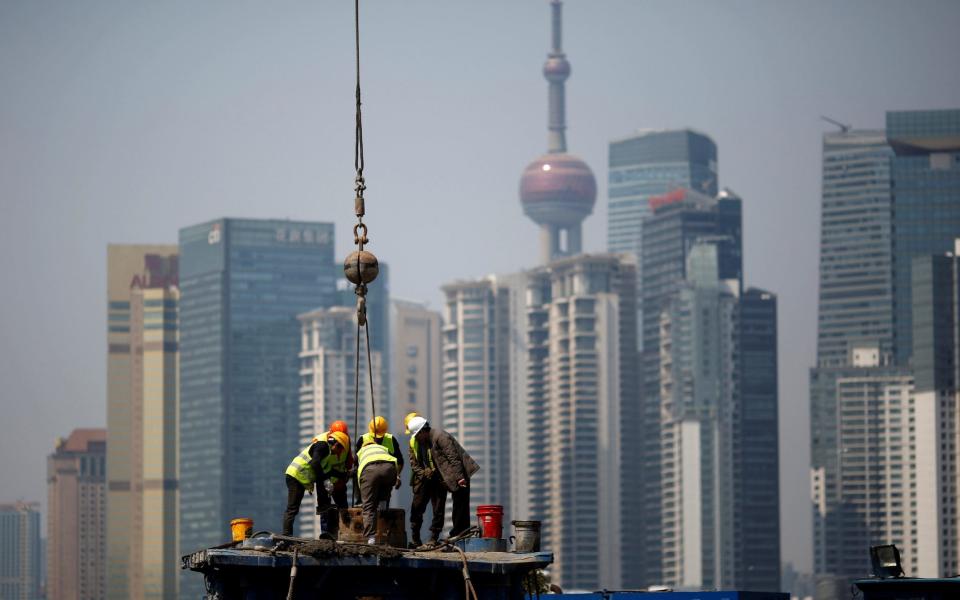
[410,416,480,538]
[404,412,444,547]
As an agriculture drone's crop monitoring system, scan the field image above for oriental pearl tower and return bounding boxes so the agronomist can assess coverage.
[520,0,597,264]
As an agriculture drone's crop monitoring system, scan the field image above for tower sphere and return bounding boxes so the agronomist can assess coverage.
[543,56,571,82]
[519,153,596,226]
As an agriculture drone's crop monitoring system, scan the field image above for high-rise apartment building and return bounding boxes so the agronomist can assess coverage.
[657,242,779,591]
[178,219,336,597]
[525,254,639,590]
[295,305,382,535]
[441,277,514,523]
[888,110,960,364]
[0,502,42,600]
[911,244,960,577]
[105,245,179,600]
[47,429,107,600]
[638,187,742,587]
[608,129,718,341]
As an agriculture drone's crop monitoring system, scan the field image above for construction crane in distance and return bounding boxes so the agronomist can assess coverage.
[821,115,852,133]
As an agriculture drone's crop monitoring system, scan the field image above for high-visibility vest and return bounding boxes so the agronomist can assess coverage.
[357,443,397,481]
[323,447,350,484]
[409,437,434,469]
[285,442,319,486]
[361,432,396,454]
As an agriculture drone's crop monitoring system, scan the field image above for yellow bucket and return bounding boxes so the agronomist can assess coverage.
[230,518,253,542]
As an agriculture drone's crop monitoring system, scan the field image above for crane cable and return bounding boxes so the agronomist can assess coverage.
[350,0,377,473]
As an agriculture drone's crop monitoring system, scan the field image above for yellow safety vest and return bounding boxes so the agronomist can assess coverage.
[324,448,350,484]
[361,432,396,454]
[357,443,397,481]
[409,437,434,468]
[285,442,319,486]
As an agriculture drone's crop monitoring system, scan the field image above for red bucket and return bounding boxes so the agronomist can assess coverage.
[476,505,504,539]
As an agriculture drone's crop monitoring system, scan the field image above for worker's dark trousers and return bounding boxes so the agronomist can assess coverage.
[450,483,470,537]
[359,462,398,538]
[410,479,446,543]
[314,485,347,534]
[282,475,306,536]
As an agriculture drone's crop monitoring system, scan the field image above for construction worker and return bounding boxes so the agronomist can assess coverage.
[355,416,403,486]
[357,438,399,544]
[282,431,350,536]
[409,417,479,537]
[405,412,445,547]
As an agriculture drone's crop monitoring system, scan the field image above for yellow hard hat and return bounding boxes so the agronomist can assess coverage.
[403,412,420,434]
[368,416,388,437]
[327,431,349,449]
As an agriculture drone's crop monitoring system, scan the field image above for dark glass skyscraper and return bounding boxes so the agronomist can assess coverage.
[888,109,960,364]
[609,129,718,340]
[178,218,336,596]
[638,188,742,586]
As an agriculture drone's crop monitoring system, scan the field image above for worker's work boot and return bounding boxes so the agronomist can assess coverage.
[367,536,376,545]
[409,535,422,549]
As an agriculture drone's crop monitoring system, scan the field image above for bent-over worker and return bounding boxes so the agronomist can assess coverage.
[357,438,399,544]
[409,417,480,537]
[282,431,350,536]
[405,412,445,547]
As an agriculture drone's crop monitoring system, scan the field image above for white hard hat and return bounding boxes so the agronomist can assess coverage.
[408,416,428,436]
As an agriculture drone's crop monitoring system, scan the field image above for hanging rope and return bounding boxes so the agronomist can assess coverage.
[345,0,379,464]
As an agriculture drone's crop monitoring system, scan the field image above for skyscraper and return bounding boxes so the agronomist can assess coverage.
[657,241,779,591]
[295,306,382,536]
[522,254,639,590]
[47,429,107,600]
[519,0,596,263]
[441,277,514,522]
[608,129,718,340]
[0,502,42,600]
[178,219,336,596]
[888,109,960,364]
[638,187,742,587]
[810,111,960,580]
[911,243,960,577]
[105,245,179,600]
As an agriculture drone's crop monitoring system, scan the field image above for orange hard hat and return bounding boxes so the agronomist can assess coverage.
[368,416,388,437]
[329,420,349,435]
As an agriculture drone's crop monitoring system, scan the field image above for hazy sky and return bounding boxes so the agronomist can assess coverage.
[2,0,958,571]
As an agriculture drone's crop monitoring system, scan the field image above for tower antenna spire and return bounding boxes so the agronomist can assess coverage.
[545,0,570,153]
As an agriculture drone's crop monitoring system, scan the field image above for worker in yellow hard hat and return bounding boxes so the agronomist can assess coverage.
[357,438,400,544]
[405,412,444,548]
[354,416,403,491]
[283,431,350,536]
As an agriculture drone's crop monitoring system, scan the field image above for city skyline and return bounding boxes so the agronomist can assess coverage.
[3,0,960,579]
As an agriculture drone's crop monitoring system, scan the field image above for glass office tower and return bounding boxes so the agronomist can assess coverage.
[178,219,336,597]
[888,109,960,364]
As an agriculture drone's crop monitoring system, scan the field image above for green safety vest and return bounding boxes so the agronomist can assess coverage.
[323,448,349,484]
[361,432,396,454]
[357,443,397,481]
[285,442,320,486]
[409,437,434,468]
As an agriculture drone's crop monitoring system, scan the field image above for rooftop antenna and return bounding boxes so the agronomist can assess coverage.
[821,115,851,133]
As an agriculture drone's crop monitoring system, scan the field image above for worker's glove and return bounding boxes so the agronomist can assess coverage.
[395,476,402,490]
[422,468,435,480]
[323,479,335,494]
